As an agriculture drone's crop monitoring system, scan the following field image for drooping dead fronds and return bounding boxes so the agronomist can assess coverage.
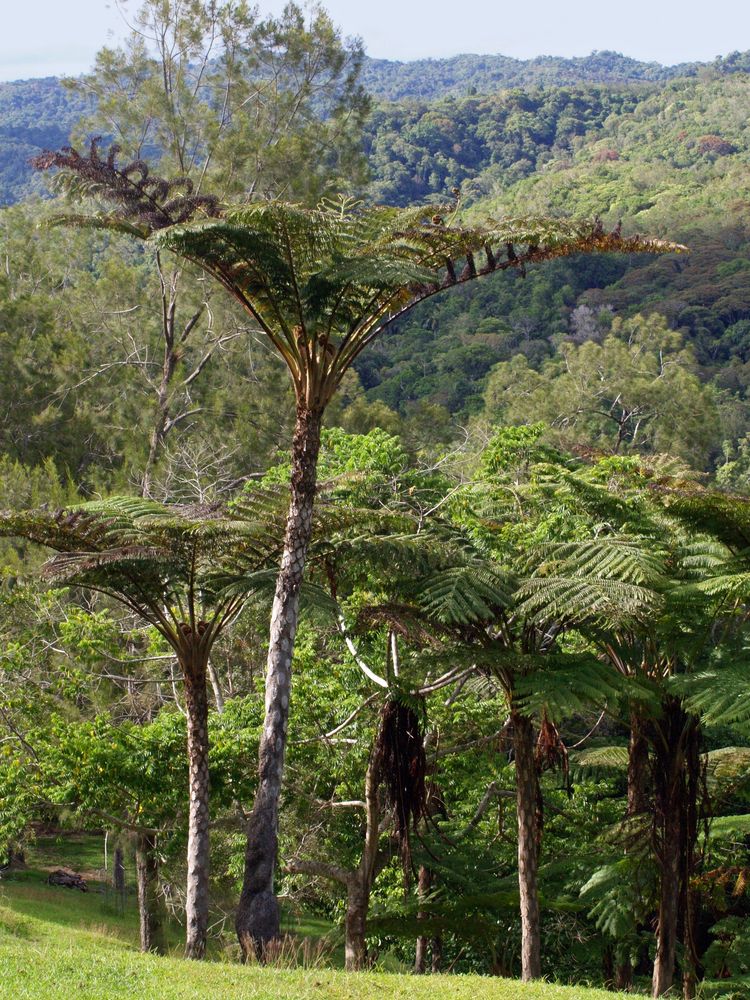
[32,139,220,235]
[535,710,570,793]
[372,696,427,871]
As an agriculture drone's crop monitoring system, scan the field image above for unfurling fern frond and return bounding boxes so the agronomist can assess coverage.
[32,140,220,235]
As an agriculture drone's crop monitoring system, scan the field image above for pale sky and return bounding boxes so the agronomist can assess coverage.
[1,0,749,82]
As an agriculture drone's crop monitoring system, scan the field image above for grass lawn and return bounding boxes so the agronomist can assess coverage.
[0,905,629,1000]
[0,832,629,999]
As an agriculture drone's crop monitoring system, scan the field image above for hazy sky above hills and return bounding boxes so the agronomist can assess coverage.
[1,0,748,82]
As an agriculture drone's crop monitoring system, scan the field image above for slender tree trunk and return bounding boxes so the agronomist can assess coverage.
[513,709,542,981]
[141,271,178,499]
[345,882,369,971]
[345,749,381,971]
[136,833,165,954]
[183,652,211,960]
[415,864,432,973]
[615,707,650,991]
[286,747,381,971]
[651,699,703,998]
[652,803,681,996]
[140,259,205,499]
[431,934,443,973]
[207,658,225,714]
[236,407,323,958]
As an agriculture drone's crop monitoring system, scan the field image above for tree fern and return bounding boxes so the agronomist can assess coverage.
[418,563,513,625]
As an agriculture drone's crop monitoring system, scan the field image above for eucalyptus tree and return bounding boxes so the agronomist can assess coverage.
[32,139,683,953]
[0,495,281,959]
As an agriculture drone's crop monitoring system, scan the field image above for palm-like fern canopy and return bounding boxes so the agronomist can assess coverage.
[33,142,686,411]
[0,496,284,652]
[151,200,686,409]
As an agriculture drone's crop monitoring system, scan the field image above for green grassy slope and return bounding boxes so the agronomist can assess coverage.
[0,833,627,1000]
[0,902,628,1000]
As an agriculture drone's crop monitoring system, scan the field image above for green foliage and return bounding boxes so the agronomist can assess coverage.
[704,917,750,980]
[483,313,720,465]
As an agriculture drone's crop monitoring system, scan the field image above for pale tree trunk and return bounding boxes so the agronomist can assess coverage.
[513,709,542,981]
[207,658,225,714]
[140,257,205,499]
[286,751,382,971]
[142,257,179,500]
[136,833,165,954]
[183,650,211,960]
[344,754,381,971]
[236,407,322,958]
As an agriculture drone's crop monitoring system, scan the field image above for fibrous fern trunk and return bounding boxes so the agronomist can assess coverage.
[236,407,322,958]
[615,708,651,990]
[650,700,702,998]
[136,833,165,954]
[513,710,542,981]
[183,653,211,960]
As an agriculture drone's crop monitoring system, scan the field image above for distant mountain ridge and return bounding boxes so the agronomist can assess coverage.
[1,48,749,204]
[361,50,695,101]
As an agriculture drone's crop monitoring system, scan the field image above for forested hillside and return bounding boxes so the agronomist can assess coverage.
[2,47,750,204]
[3,55,750,480]
[361,71,750,474]
[4,5,750,998]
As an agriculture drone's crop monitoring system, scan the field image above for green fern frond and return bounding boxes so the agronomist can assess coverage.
[419,563,513,624]
[527,536,667,586]
[514,654,628,718]
[670,665,750,729]
[515,575,659,628]
[573,746,630,770]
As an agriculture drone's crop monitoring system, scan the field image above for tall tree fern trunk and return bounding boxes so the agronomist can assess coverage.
[236,407,322,958]
[414,864,432,974]
[136,833,165,954]
[183,653,211,960]
[651,700,702,998]
[652,799,681,996]
[513,709,542,981]
[616,707,651,990]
